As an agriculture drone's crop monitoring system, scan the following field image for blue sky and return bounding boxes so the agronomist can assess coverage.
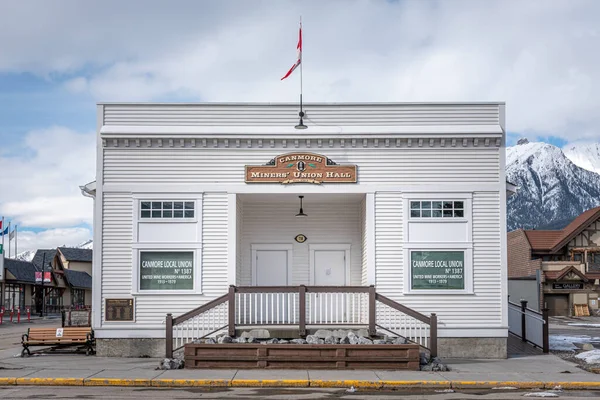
[0,0,599,253]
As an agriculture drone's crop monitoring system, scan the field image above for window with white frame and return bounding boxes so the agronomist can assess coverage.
[140,201,195,219]
[403,193,473,295]
[410,200,464,218]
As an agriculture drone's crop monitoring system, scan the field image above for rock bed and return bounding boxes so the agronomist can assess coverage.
[193,328,410,346]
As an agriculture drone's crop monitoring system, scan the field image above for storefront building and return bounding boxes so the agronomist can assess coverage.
[93,102,508,358]
[508,206,600,316]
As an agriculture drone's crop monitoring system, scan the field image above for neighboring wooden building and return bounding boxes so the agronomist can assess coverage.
[508,206,600,316]
[1,247,92,313]
[55,247,93,308]
[93,102,509,358]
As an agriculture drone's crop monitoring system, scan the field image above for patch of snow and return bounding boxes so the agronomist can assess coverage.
[435,389,455,393]
[549,335,599,351]
[346,386,356,393]
[567,323,600,327]
[15,250,36,262]
[492,387,518,390]
[575,349,600,364]
[523,393,559,398]
[564,142,600,175]
[76,239,93,249]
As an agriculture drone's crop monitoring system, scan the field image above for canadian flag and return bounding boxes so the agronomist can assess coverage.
[281,24,302,80]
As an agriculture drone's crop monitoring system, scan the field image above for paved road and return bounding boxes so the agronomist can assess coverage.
[550,316,600,337]
[1,386,600,399]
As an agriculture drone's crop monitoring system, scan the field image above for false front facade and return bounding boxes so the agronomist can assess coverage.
[93,102,508,358]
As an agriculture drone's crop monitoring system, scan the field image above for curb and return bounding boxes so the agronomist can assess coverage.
[0,378,600,389]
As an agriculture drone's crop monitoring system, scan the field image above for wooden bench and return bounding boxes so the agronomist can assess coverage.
[21,327,95,357]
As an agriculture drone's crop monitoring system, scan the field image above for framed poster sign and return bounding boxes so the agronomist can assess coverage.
[140,251,194,290]
[411,251,465,290]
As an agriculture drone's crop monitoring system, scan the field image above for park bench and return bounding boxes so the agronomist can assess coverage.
[21,327,95,357]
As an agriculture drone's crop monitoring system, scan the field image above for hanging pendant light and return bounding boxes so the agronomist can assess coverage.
[295,195,307,217]
[295,111,307,130]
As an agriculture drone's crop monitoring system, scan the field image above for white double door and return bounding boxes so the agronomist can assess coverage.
[251,244,349,324]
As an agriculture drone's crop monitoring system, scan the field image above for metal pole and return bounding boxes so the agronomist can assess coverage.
[299,16,303,113]
[520,300,528,343]
[40,253,46,317]
[165,313,173,358]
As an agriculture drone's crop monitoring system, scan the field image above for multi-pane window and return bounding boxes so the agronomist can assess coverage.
[410,200,464,218]
[71,289,86,307]
[140,201,195,219]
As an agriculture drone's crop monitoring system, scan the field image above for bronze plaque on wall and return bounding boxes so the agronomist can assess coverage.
[245,153,357,184]
[105,299,134,321]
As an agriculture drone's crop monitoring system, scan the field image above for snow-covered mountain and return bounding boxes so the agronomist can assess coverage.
[14,239,93,262]
[564,143,600,175]
[507,139,600,231]
[15,250,36,262]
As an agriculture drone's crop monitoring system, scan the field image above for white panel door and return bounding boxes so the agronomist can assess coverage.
[313,249,347,323]
[314,250,346,286]
[253,249,290,323]
[255,250,288,286]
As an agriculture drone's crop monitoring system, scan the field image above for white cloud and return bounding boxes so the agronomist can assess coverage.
[1,1,598,140]
[0,126,95,229]
[5,227,91,255]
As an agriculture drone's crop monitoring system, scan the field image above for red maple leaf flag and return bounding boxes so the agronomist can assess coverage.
[281,23,302,80]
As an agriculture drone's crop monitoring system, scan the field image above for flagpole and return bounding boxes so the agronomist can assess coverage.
[1,216,4,254]
[7,221,11,258]
[15,225,17,257]
[299,16,303,119]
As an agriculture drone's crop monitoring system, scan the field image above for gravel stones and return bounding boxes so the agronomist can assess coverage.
[306,335,325,344]
[358,336,373,345]
[159,358,184,370]
[421,357,450,371]
[217,335,233,344]
[324,336,338,344]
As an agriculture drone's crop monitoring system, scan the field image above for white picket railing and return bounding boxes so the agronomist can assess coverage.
[235,291,300,325]
[375,301,430,348]
[306,291,368,325]
[166,286,438,358]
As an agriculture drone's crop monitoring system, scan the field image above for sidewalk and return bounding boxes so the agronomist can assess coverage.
[0,352,599,389]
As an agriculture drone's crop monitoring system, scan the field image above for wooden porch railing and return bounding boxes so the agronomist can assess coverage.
[166,285,437,358]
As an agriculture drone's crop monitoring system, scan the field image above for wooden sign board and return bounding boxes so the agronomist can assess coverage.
[553,282,584,290]
[245,153,357,184]
[105,298,134,322]
[63,310,92,327]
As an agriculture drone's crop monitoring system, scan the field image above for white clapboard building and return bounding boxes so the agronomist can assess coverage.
[93,102,509,358]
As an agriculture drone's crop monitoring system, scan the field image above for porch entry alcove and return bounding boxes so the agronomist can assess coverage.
[166,193,439,364]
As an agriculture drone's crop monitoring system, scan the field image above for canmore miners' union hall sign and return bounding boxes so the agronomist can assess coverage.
[245,153,357,184]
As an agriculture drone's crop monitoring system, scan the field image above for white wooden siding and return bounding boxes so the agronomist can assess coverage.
[236,198,243,286]
[361,197,368,286]
[374,192,502,329]
[102,103,501,127]
[239,199,363,286]
[200,192,229,298]
[101,192,133,322]
[101,192,228,326]
[103,148,499,185]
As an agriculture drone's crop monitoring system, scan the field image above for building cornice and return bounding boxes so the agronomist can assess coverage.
[101,136,503,149]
